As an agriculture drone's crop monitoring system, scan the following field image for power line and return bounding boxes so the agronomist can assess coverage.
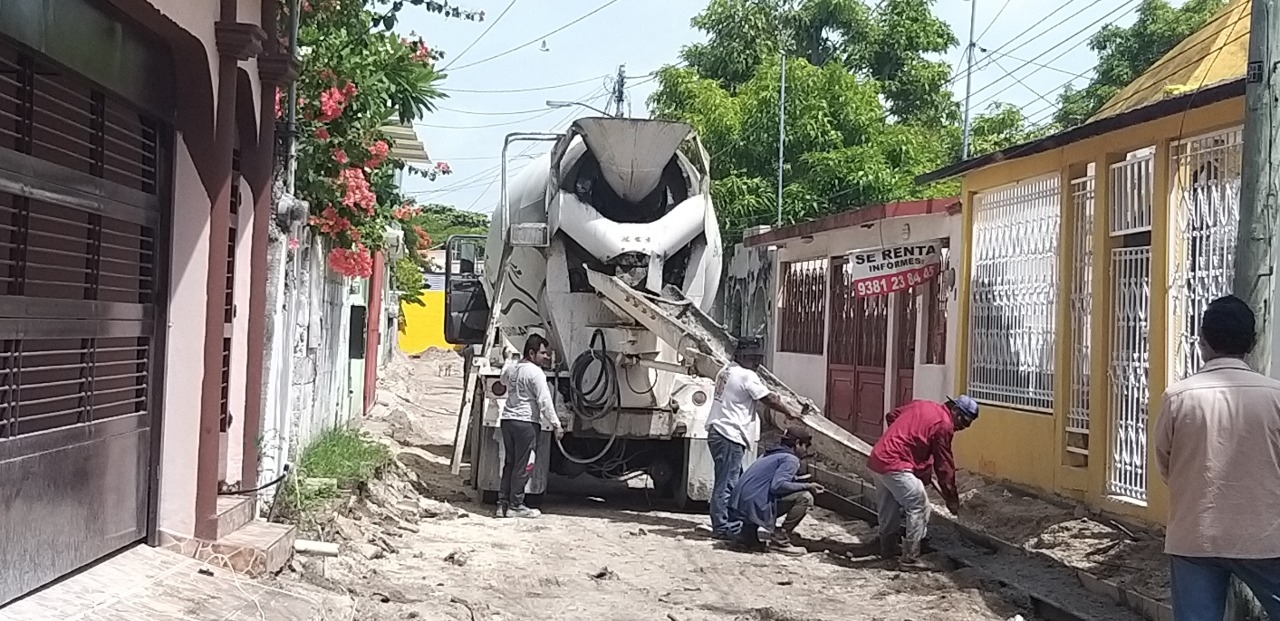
[447,0,625,72]
[976,0,1012,42]
[414,109,561,130]
[436,104,558,116]
[440,74,608,94]
[441,0,520,71]
[967,0,1142,108]
[943,0,1104,90]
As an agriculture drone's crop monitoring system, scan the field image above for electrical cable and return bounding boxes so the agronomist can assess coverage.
[436,104,562,116]
[447,0,624,72]
[943,0,1117,91]
[441,74,608,94]
[976,0,1012,42]
[967,0,1141,105]
[441,0,520,71]
[555,329,623,465]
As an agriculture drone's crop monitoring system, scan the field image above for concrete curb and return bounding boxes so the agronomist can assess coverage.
[808,465,1172,621]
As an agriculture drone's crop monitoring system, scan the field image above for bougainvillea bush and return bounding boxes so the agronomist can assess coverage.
[281,0,481,277]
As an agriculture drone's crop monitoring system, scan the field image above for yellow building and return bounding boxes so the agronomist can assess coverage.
[918,0,1251,525]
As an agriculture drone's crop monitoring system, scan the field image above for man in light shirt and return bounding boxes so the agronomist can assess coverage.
[496,334,564,519]
[706,339,802,540]
[1155,295,1280,619]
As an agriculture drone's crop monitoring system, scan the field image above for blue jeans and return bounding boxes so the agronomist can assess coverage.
[707,429,745,535]
[1170,555,1280,621]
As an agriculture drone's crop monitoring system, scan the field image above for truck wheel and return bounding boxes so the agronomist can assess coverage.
[481,490,499,505]
[524,493,544,509]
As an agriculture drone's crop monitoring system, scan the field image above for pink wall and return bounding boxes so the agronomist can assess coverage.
[157,136,214,538]
[141,0,221,112]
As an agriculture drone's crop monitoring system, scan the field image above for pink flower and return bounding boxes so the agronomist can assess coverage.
[434,161,451,175]
[413,42,431,62]
[364,140,390,169]
[288,238,300,250]
[337,168,376,215]
[331,148,349,164]
[308,205,351,235]
[317,87,346,122]
[329,244,374,278]
[314,127,330,140]
[274,88,283,119]
[392,202,419,220]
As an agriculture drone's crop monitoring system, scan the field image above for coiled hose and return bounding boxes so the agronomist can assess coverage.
[555,329,622,465]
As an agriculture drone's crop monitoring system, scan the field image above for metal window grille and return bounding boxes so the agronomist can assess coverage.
[828,258,888,366]
[778,258,827,354]
[896,289,917,370]
[0,49,159,194]
[1106,246,1152,503]
[1068,177,1095,452]
[0,40,161,439]
[968,175,1061,410]
[924,247,950,365]
[1108,154,1154,236]
[1169,128,1242,382]
[220,150,241,433]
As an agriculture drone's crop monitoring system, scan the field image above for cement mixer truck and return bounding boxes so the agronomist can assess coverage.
[442,118,872,506]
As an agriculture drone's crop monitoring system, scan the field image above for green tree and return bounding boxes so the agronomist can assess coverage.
[1054,0,1227,128]
[286,0,482,277]
[651,0,988,240]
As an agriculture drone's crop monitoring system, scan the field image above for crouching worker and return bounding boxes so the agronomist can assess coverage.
[728,427,824,556]
[869,396,978,570]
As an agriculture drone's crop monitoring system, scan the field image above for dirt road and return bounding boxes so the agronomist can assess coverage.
[280,354,1033,621]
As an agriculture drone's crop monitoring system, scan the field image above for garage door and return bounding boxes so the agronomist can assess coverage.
[0,37,167,604]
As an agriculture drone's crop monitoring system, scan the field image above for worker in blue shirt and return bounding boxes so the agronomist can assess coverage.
[727,427,824,555]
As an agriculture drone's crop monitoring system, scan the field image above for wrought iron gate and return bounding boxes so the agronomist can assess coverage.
[1169,128,1242,382]
[1106,247,1151,502]
[894,290,917,407]
[827,257,889,443]
[0,38,167,603]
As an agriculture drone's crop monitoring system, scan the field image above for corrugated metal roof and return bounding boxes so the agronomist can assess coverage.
[1090,0,1249,122]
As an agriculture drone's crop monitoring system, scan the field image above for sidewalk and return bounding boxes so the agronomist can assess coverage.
[0,545,353,620]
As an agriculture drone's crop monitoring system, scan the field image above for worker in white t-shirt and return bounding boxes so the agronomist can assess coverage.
[705,338,802,540]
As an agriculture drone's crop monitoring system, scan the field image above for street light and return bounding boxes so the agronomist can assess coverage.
[545,100,610,116]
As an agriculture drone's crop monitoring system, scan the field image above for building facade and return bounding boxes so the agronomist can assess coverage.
[0,0,295,604]
[740,199,962,444]
[920,0,1256,525]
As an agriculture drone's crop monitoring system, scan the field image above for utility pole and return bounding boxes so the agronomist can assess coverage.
[610,64,626,118]
[776,0,791,227]
[1229,0,1277,618]
[960,0,978,160]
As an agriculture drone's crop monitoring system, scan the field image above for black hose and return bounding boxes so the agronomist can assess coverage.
[569,330,619,422]
[557,329,622,465]
[219,464,290,495]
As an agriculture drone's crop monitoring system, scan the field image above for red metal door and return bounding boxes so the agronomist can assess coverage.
[827,258,889,443]
[895,290,918,407]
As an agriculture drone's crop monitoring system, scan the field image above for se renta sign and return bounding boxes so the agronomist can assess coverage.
[847,240,943,297]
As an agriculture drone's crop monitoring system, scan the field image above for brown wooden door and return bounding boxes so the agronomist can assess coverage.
[827,258,889,443]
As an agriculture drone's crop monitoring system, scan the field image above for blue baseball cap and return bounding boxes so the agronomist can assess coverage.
[947,395,980,420]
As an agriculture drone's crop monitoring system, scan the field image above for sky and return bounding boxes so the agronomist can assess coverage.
[395,0,1180,216]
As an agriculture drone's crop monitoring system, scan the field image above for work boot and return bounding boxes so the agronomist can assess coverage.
[495,502,509,519]
[508,505,542,519]
[769,530,806,556]
[878,534,901,559]
[898,541,928,571]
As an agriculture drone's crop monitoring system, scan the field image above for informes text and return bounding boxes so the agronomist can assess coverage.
[848,239,944,297]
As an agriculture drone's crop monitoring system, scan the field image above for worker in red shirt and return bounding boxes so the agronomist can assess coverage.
[868,395,979,569]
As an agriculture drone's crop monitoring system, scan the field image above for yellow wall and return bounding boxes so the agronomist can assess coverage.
[398,290,450,354]
[953,97,1244,526]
